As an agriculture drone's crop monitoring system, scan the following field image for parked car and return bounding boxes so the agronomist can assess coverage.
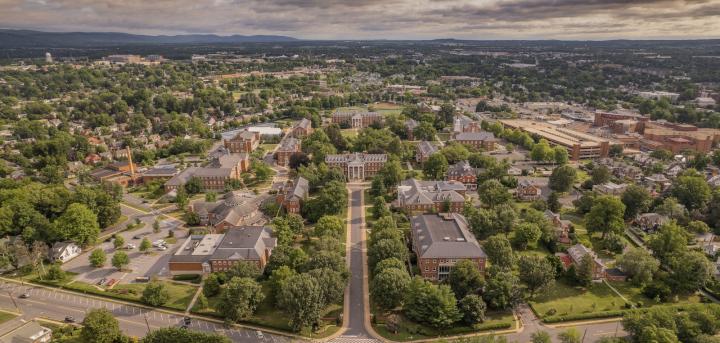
[19,293,29,299]
[64,316,75,323]
[97,278,107,286]
[125,244,136,249]
[157,246,167,251]
[256,331,264,339]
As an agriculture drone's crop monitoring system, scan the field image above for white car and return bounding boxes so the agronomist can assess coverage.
[255,331,264,339]
[125,244,136,249]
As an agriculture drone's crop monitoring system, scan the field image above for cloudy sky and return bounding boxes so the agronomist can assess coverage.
[1,0,720,40]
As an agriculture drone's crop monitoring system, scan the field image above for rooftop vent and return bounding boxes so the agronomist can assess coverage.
[456,238,465,242]
[443,237,451,241]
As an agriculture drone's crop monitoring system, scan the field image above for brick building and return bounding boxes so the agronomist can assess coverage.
[275,137,301,167]
[331,111,382,128]
[189,191,265,232]
[325,153,387,181]
[164,153,249,193]
[224,129,260,153]
[451,131,497,150]
[446,160,478,190]
[276,177,309,214]
[416,141,439,163]
[291,118,313,138]
[411,213,486,281]
[396,178,466,213]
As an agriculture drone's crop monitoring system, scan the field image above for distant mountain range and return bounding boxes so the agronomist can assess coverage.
[0,29,299,47]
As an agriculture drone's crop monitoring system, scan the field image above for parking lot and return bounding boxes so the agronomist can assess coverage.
[63,213,186,285]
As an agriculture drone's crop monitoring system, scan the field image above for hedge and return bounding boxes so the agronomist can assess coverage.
[474,321,513,331]
[542,310,625,323]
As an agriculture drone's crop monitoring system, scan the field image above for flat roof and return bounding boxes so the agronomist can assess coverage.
[500,119,613,148]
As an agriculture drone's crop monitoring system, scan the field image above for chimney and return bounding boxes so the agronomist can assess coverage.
[126,146,135,177]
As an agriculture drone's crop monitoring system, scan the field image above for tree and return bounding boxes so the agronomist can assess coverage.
[668,250,714,294]
[458,294,487,324]
[89,248,106,268]
[217,277,264,322]
[303,181,347,222]
[413,121,437,141]
[532,331,552,343]
[549,165,577,193]
[647,221,689,262]
[153,219,160,233]
[142,327,231,343]
[184,177,202,195]
[672,172,711,211]
[314,215,344,238]
[553,147,569,165]
[531,139,552,162]
[368,238,408,268]
[622,185,652,219]
[374,257,406,275]
[559,328,582,343]
[51,203,100,246]
[307,268,346,308]
[113,235,125,250]
[268,266,295,303]
[573,191,598,214]
[513,222,541,250]
[371,267,410,309]
[81,308,122,343]
[423,153,449,180]
[227,260,261,279]
[203,273,221,297]
[547,192,561,212]
[478,180,511,208]
[585,195,625,239]
[575,254,594,287]
[591,165,611,185]
[45,264,65,280]
[483,235,515,270]
[616,248,659,286]
[140,237,152,253]
[278,273,323,332]
[142,281,170,306]
[112,251,129,270]
[518,256,556,297]
[483,268,521,310]
[286,213,305,235]
[447,259,485,299]
[264,245,308,276]
[403,277,461,328]
[687,220,710,233]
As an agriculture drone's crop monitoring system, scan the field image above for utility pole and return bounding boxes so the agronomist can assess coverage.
[581,328,588,343]
[7,292,19,313]
[143,310,151,333]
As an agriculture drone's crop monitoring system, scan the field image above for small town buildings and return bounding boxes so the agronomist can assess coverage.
[644,173,671,191]
[89,160,141,188]
[411,213,486,281]
[325,153,387,181]
[451,131,497,150]
[331,111,382,128]
[291,118,313,138]
[396,179,466,213]
[405,119,419,140]
[275,137,301,167]
[567,243,605,280]
[635,213,669,233]
[190,191,265,231]
[592,182,628,195]
[50,242,81,263]
[168,226,277,275]
[223,129,260,153]
[516,179,542,201]
[0,321,52,343]
[416,141,438,163]
[142,167,178,184]
[446,160,478,190]
[545,210,572,244]
[500,119,614,160]
[164,153,249,193]
[276,177,309,214]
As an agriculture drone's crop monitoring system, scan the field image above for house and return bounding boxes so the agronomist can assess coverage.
[545,210,572,244]
[644,174,671,191]
[416,141,438,163]
[592,182,628,195]
[168,226,277,275]
[276,177,309,214]
[446,161,478,190]
[635,213,669,233]
[508,166,523,176]
[451,131,497,150]
[223,129,260,153]
[51,242,81,263]
[189,191,265,232]
[291,118,313,138]
[396,179,466,213]
[0,321,52,343]
[275,137,301,167]
[325,153,387,181]
[516,179,542,201]
[411,213,486,281]
[405,119,419,140]
[604,268,628,282]
[567,244,605,280]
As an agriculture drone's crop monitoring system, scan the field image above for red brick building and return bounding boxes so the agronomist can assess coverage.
[276,177,309,214]
[396,179,466,213]
[275,137,301,167]
[331,111,382,128]
[224,129,260,153]
[325,153,387,181]
[446,161,478,190]
[291,118,313,138]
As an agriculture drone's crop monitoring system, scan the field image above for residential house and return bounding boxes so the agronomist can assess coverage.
[50,242,81,263]
[396,179,466,213]
[446,160,478,190]
[416,141,439,163]
[275,137,301,167]
[567,243,605,280]
[276,177,309,214]
[592,182,628,195]
[545,210,572,244]
[168,226,277,275]
[411,213,487,281]
[516,179,542,201]
[644,174,671,191]
[190,191,265,232]
[325,153,387,181]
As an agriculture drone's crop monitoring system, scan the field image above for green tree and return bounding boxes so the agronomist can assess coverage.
[423,153,449,180]
[184,177,202,195]
[559,328,582,343]
[303,180,347,222]
[547,192,561,212]
[45,264,65,280]
[374,258,406,275]
[531,139,552,162]
[458,294,487,324]
[616,248,660,286]
[142,327,231,343]
[89,248,106,268]
[553,147,569,165]
[672,172,711,211]
[413,121,437,141]
[403,277,461,328]
[278,273,323,332]
[447,259,485,299]
[584,195,625,239]
[227,260,261,279]
[647,221,689,262]
[371,267,410,310]
[575,254,595,287]
[113,235,125,250]
[140,237,152,253]
[268,266,296,304]
[483,268,521,310]
[478,180,511,208]
[549,165,577,193]
[513,222,542,250]
[668,250,714,294]
[368,238,408,268]
[217,277,264,322]
[518,255,556,297]
[591,165,611,185]
[203,273,221,297]
[142,281,170,306]
[483,235,515,270]
[51,203,100,246]
[81,308,122,343]
[307,268,346,308]
[621,185,652,219]
[111,251,129,270]
[314,215,344,238]
[532,331,553,343]
[153,219,160,233]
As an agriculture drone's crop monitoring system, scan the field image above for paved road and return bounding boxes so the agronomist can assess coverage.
[0,280,290,342]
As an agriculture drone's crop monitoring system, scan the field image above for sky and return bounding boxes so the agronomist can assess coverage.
[1,0,720,40]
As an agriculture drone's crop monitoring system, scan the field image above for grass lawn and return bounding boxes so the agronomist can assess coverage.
[436,133,451,141]
[609,281,701,307]
[529,281,628,319]
[341,128,359,138]
[260,143,278,152]
[0,311,17,324]
[372,310,514,342]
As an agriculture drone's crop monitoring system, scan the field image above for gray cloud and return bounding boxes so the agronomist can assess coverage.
[0,0,718,39]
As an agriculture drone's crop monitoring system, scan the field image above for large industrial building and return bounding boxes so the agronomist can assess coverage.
[500,119,615,160]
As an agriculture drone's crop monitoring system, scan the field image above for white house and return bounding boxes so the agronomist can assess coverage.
[51,242,81,263]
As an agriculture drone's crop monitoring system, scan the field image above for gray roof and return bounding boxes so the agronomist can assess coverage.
[295,118,311,130]
[210,152,248,169]
[284,177,309,201]
[211,226,276,261]
[278,137,301,152]
[453,131,496,141]
[447,160,476,177]
[417,141,438,156]
[411,213,485,259]
[405,119,419,130]
[192,191,262,226]
[143,167,178,177]
[398,179,466,205]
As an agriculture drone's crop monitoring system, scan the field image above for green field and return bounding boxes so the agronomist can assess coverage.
[530,281,627,318]
[372,310,514,341]
[0,311,16,325]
